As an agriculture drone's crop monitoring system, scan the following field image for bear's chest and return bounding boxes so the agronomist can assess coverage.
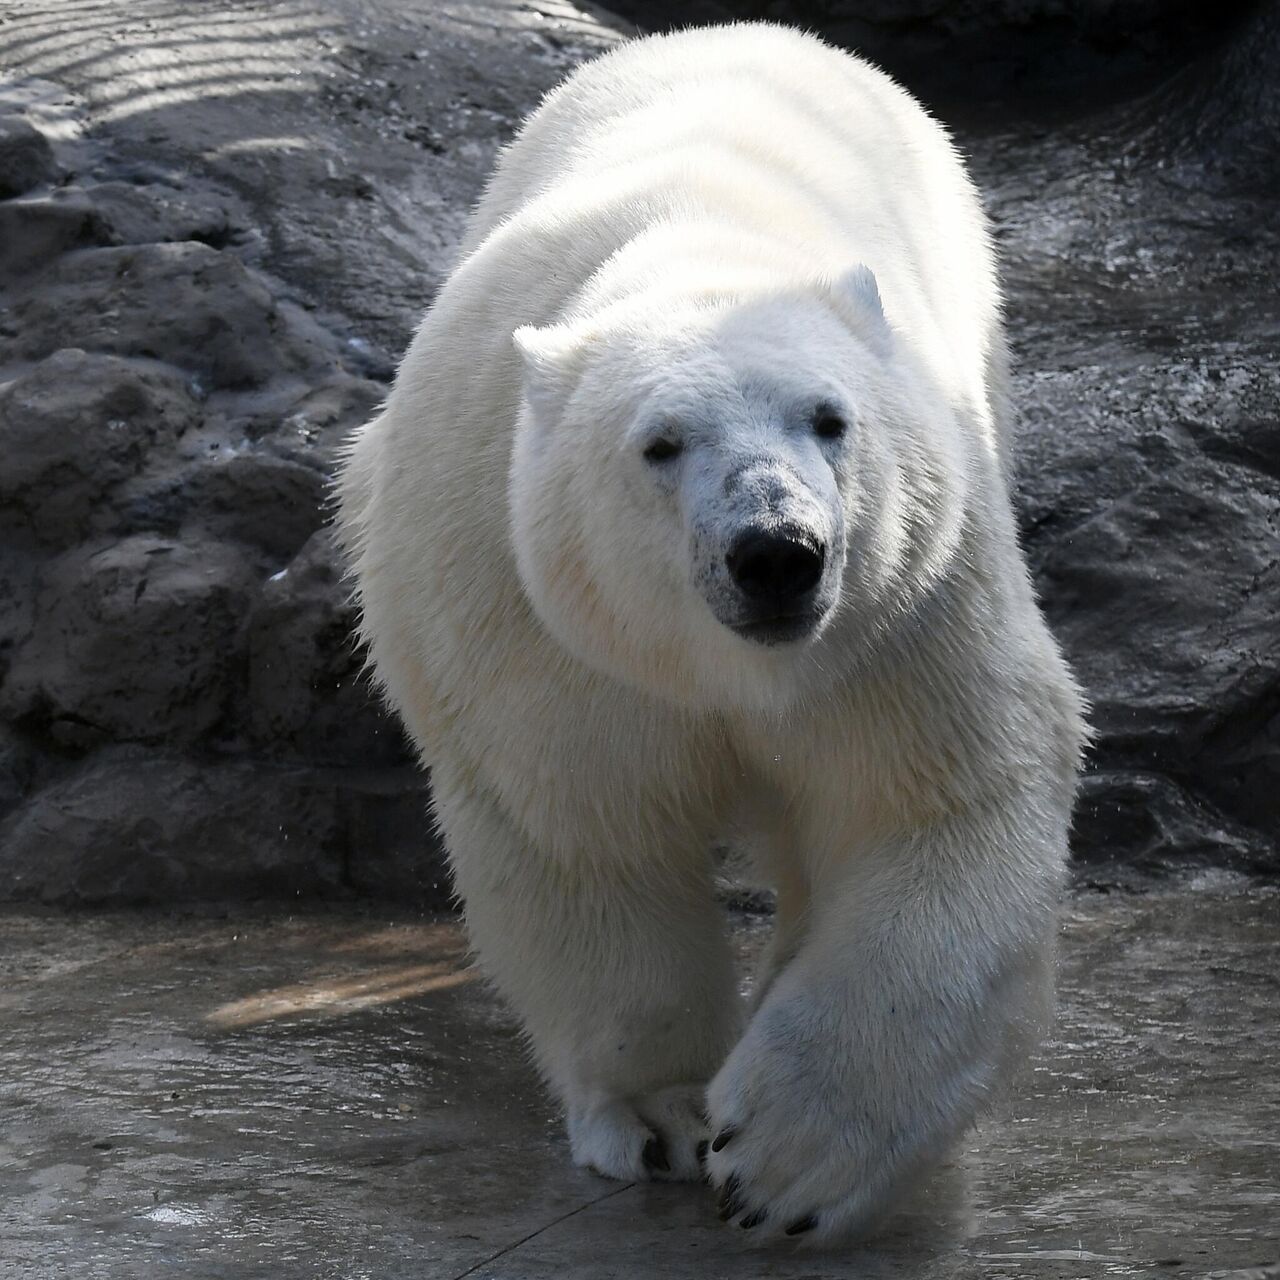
[722,691,945,854]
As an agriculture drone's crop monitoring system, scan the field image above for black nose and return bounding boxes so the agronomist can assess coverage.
[726,528,825,602]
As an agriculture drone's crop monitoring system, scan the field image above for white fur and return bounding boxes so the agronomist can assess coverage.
[337,23,1086,1243]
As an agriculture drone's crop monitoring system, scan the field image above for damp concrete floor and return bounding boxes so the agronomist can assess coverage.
[1,879,1277,1280]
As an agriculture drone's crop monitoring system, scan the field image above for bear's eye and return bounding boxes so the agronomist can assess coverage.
[643,437,683,464]
[812,407,847,441]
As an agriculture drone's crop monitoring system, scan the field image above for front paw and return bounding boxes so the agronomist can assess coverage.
[568,1082,709,1183]
[704,986,952,1243]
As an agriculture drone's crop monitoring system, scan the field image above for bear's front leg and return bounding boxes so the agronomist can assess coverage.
[431,764,743,1183]
[705,799,1065,1241]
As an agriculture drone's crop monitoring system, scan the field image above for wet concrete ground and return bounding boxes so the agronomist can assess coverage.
[1,879,1277,1279]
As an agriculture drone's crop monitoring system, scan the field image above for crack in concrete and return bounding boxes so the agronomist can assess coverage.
[448,1181,638,1280]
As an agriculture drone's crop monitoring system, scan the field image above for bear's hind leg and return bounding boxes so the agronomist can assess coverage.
[431,762,743,1183]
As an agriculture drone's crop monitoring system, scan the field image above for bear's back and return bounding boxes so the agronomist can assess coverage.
[462,25,959,255]
[451,24,1003,455]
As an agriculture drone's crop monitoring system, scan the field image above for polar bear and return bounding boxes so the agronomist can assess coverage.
[337,23,1085,1243]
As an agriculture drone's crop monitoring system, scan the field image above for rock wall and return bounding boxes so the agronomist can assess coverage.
[979,2,1280,881]
[0,112,440,903]
[605,0,1263,107]
[0,0,1275,902]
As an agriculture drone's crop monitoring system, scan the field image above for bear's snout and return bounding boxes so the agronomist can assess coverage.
[725,527,825,604]
[719,524,831,645]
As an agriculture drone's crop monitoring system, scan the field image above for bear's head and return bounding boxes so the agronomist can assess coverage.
[510,268,972,709]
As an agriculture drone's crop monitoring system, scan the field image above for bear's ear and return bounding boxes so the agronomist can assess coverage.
[513,322,586,425]
[827,265,890,350]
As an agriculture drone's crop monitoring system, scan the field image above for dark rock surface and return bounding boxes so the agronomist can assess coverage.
[0,351,198,547]
[961,4,1280,878]
[0,113,56,197]
[2,242,339,389]
[1132,1,1280,194]
[0,8,462,903]
[0,753,347,902]
[4,535,257,746]
[605,0,1264,109]
[245,531,404,766]
[0,0,1275,902]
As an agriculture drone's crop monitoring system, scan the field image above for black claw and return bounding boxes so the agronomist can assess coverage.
[710,1126,737,1153]
[785,1215,817,1236]
[641,1134,670,1174]
[717,1173,744,1221]
[739,1208,768,1230]
[696,1140,709,1169]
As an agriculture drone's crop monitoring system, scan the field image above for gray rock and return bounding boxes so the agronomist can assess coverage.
[1133,2,1280,194]
[337,767,450,902]
[962,14,1280,870]
[81,179,251,249]
[0,242,339,390]
[1012,358,1280,556]
[246,530,411,765]
[0,750,448,905]
[1072,770,1276,884]
[0,115,57,197]
[122,450,329,563]
[1,536,257,747]
[272,376,388,457]
[0,189,112,278]
[0,349,199,547]
[605,0,1243,105]
[0,724,33,821]
[40,3,629,358]
[0,547,39,685]
[0,752,347,903]
[1039,457,1280,851]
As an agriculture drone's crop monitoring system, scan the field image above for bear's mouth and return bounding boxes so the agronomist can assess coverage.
[730,609,823,646]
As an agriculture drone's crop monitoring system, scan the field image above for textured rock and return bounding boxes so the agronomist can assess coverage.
[124,451,329,563]
[0,751,445,904]
[273,375,388,458]
[961,12,1280,874]
[0,189,112,278]
[603,0,1256,104]
[0,350,199,547]
[246,530,411,766]
[340,775,450,901]
[1,536,257,747]
[0,753,348,903]
[0,243,337,390]
[1133,2,1280,194]
[0,62,433,901]
[1072,771,1275,884]
[0,100,427,901]
[1039,458,1280,841]
[0,546,37,681]
[83,179,250,249]
[0,115,56,197]
[0,724,32,820]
